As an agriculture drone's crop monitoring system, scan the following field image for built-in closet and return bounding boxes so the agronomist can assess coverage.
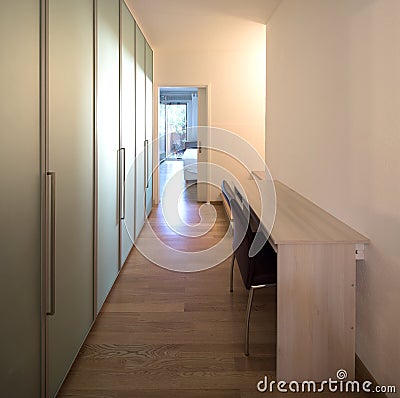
[0,1,153,397]
[45,1,95,396]
[97,0,121,313]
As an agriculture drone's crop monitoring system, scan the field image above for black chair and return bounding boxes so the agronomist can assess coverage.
[230,198,277,356]
[221,180,235,224]
[222,180,235,204]
[233,185,259,234]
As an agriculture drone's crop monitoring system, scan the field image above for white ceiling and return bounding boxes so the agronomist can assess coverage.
[126,0,281,50]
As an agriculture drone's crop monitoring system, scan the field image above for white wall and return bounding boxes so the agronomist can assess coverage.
[154,19,266,201]
[266,0,400,392]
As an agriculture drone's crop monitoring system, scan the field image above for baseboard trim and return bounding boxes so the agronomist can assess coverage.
[356,355,387,397]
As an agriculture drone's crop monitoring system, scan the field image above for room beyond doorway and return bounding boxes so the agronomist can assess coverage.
[157,86,209,204]
[158,86,199,205]
[158,87,198,162]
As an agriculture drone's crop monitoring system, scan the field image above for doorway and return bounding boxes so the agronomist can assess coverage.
[158,87,198,201]
[156,86,209,204]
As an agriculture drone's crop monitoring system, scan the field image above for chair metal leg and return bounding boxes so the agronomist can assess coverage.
[245,286,255,356]
[245,285,270,356]
[230,254,235,292]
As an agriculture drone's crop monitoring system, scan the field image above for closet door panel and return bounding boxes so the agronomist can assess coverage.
[0,1,41,396]
[97,0,120,311]
[120,1,136,265]
[145,42,153,216]
[135,26,146,237]
[47,0,94,395]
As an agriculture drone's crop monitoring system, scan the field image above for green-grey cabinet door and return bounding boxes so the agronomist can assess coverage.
[0,1,41,396]
[47,0,94,396]
[145,42,153,216]
[120,1,136,265]
[135,26,146,237]
[96,0,120,312]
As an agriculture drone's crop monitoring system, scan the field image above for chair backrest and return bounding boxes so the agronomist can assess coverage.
[234,185,244,204]
[232,185,260,234]
[221,180,235,207]
[231,198,254,288]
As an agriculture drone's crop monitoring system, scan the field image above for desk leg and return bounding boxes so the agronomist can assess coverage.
[276,244,356,382]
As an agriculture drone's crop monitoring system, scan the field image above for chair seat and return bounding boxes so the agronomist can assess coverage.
[252,266,276,286]
[249,242,277,287]
[237,229,277,289]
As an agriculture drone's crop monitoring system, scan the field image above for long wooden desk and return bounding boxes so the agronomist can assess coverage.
[237,176,369,382]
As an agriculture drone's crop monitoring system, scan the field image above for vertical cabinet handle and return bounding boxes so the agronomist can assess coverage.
[198,141,202,154]
[119,148,126,220]
[46,171,56,316]
[144,139,149,189]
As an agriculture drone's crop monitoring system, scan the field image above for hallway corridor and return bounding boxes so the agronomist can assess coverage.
[57,184,278,397]
[57,181,374,397]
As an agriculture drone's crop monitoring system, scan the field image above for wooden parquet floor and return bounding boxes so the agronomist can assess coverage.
[58,173,372,397]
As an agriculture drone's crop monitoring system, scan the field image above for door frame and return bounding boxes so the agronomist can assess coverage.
[154,84,211,205]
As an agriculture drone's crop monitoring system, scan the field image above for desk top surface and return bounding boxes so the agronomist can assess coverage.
[241,178,369,245]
